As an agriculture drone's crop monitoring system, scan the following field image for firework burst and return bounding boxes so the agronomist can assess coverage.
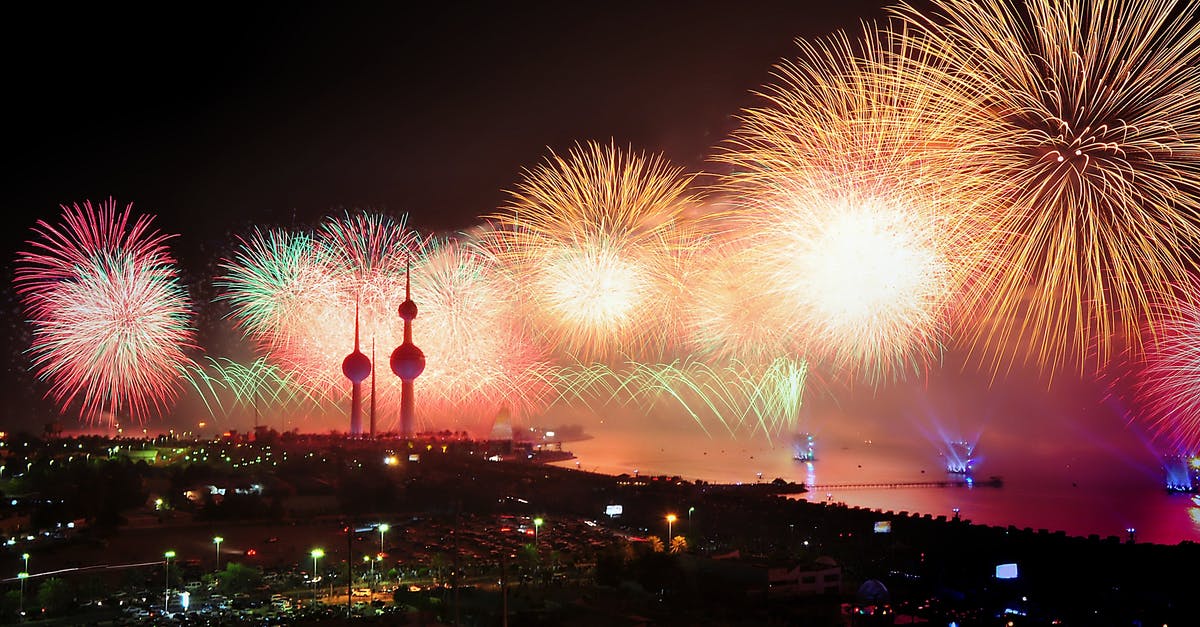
[680,234,795,363]
[485,142,705,362]
[14,199,196,423]
[411,235,554,428]
[719,24,988,382]
[895,0,1200,374]
[218,227,341,353]
[1133,278,1200,452]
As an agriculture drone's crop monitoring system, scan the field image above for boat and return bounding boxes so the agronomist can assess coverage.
[944,440,976,475]
[792,432,816,462]
[1163,454,1200,493]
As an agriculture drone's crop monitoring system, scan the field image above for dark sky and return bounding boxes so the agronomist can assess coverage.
[0,1,911,427]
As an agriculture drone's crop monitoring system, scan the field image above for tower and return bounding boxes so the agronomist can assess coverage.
[369,337,377,439]
[390,259,425,438]
[342,300,372,437]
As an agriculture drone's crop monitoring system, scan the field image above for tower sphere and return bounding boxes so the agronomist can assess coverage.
[342,350,372,384]
[398,298,418,320]
[390,343,426,380]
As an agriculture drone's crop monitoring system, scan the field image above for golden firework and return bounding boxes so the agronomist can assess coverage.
[894,0,1200,375]
[485,141,706,362]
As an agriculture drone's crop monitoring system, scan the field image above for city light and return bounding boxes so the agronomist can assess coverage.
[213,536,223,571]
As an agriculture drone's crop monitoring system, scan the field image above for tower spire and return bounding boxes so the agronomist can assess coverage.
[354,298,361,352]
[370,336,377,439]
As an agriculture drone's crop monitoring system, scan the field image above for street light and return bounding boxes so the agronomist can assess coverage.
[377,523,389,554]
[310,548,325,604]
[533,517,544,549]
[666,514,677,540]
[19,552,30,621]
[213,536,223,572]
[163,550,176,614]
[17,571,28,620]
[688,507,695,527]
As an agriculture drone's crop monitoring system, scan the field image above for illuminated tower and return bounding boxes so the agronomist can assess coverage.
[390,260,425,438]
[342,300,371,437]
[369,338,377,439]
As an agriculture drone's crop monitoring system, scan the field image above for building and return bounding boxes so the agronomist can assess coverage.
[767,556,843,597]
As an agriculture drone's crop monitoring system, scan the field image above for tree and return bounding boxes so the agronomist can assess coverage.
[429,553,450,584]
[0,590,20,622]
[37,577,74,617]
[669,535,688,554]
[647,536,665,553]
[216,562,263,596]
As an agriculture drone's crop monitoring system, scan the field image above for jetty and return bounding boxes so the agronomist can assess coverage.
[807,476,1003,490]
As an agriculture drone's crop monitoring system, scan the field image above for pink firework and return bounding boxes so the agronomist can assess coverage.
[14,198,197,424]
[1135,279,1200,452]
[412,235,555,429]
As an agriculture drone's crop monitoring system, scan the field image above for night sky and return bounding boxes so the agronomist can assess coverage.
[0,1,948,429]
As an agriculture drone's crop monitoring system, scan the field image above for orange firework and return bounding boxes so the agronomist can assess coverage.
[894,0,1200,376]
[680,231,797,364]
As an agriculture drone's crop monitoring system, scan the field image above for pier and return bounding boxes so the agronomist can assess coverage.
[807,476,1003,490]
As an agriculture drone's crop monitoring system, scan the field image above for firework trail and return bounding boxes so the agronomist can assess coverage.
[894,0,1200,375]
[718,23,988,383]
[14,199,196,424]
[548,356,809,439]
[484,142,706,362]
[181,356,331,419]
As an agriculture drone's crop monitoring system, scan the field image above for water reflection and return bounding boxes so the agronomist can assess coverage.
[553,418,1200,545]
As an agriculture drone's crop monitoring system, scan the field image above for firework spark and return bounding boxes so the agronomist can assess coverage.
[14,199,196,423]
[895,0,1200,374]
[680,234,795,363]
[719,24,987,382]
[485,142,705,362]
